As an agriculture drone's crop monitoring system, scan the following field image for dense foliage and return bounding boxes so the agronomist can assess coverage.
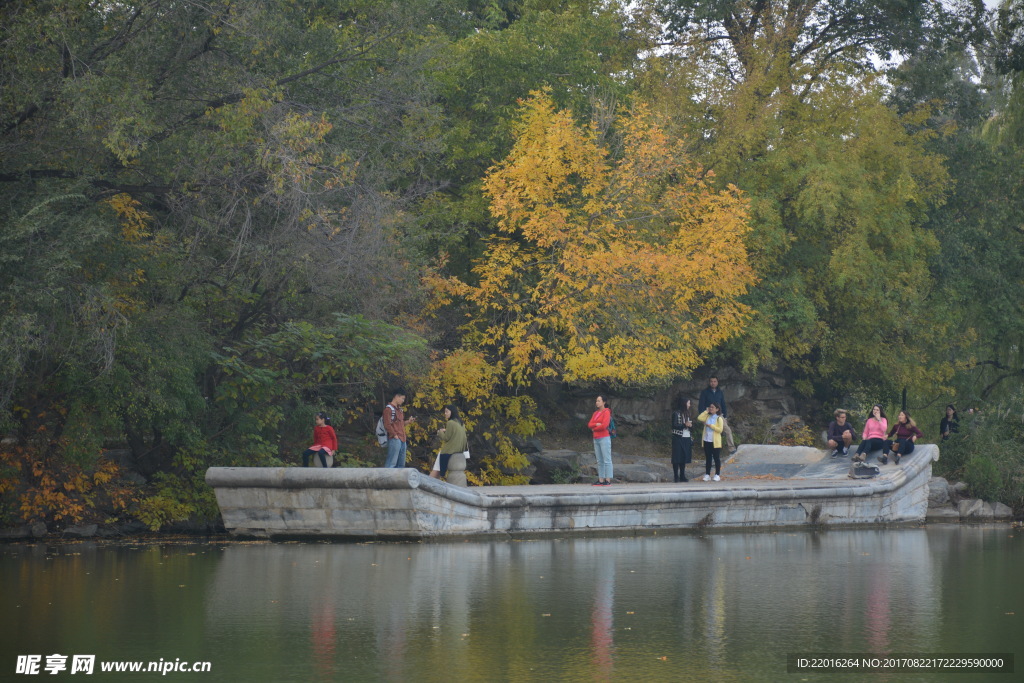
[1,0,1022,526]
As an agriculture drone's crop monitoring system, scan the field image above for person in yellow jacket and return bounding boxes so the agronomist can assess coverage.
[697,403,725,482]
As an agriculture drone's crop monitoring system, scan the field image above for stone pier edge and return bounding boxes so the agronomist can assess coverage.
[206,445,939,539]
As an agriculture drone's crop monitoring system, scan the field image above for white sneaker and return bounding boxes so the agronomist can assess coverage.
[702,474,710,482]
[713,475,721,482]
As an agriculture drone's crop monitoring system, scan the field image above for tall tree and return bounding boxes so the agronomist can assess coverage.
[641,0,968,398]
[428,91,755,386]
[1,0,452,522]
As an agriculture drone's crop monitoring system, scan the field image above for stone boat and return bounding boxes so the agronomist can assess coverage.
[206,444,939,540]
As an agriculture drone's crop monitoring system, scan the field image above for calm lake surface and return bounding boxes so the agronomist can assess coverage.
[2,526,1021,682]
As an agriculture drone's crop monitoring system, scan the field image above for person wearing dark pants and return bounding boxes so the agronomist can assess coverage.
[853,404,888,462]
[882,410,924,465]
[698,375,735,453]
[671,397,693,482]
[698,403,724,482]
[302,412,336,468]
[826,409,857,457]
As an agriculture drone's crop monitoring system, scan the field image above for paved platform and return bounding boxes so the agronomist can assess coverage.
[207,444,939,540]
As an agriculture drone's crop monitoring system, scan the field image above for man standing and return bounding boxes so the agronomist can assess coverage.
[383,389,414,468]
[698,375,735,453]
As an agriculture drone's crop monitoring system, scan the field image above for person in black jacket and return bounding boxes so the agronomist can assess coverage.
[940,404,959,441]
[698,375,735,453]
[670,397,693,482]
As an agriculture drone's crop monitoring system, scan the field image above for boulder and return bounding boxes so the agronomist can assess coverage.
[958,498,994,521]
[926,506,961,523]
[31,521,47,537]
[63,524,98,538]
[614,463,669,483]
[928,477,950,506]
[513,436,544,454]
[991,502,1014,520]
[122,471,148,486]
[528,450,585,484]
[949,481,969,497]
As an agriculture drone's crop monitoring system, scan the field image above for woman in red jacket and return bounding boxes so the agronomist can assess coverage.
[588,395,613,486]
[302,412,337,468]
[882,410,924,465]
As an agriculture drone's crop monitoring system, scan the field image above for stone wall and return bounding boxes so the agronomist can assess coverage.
[561,364,805,430]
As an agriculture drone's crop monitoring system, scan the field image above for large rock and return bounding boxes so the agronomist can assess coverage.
[992,502,1014,520]
[958,498,994,520]
[64,524,99,538]
[31,522,47,537]
[529,450,586,484]
[614,463,669,483]
[926,506,961,523]
[928,477,950,506]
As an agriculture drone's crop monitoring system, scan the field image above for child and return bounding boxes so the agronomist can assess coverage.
[302,412,337,468]
[697,403,725,482]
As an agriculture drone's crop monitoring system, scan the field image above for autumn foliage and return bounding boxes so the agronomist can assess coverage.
[430,91,756,387]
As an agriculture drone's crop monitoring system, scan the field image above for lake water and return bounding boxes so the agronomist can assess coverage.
[2,526,1020,681]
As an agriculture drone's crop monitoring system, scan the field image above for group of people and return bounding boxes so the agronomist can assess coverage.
[301,388,469,480]
[589,375,737,485]
[831,405,924,465]
[826,403,959,465]
[300,381,963,483]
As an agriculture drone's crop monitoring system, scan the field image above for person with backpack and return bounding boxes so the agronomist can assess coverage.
[382,389,415,468]
[430,405,468,479]
[671,397,693,482]
[302,412,337,468]
[588,395,614,486]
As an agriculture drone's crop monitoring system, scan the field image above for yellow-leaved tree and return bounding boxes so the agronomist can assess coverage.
[419,91,756,483]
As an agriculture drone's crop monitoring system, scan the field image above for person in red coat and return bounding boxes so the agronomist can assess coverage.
[588,395,613,485]
[302,412,337,468]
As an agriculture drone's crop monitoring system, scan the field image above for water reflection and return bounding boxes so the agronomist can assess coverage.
[1,527,1020,682]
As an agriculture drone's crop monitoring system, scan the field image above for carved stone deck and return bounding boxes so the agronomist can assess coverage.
[206,444,938,539]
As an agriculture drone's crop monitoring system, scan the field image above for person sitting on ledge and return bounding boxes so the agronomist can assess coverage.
[882,410,924,465]
[826,409,857,457]
[853,404,887,462]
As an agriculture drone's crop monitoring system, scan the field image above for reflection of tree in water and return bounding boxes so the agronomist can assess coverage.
[200,531,1001,678]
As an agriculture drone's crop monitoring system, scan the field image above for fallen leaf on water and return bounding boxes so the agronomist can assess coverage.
[658,656,668,661]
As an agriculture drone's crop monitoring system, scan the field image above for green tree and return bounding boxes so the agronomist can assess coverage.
[641,0,962,399]
[1,0,448,523]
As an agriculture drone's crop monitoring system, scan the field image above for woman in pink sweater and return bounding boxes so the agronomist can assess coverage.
[853,404,887,462]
